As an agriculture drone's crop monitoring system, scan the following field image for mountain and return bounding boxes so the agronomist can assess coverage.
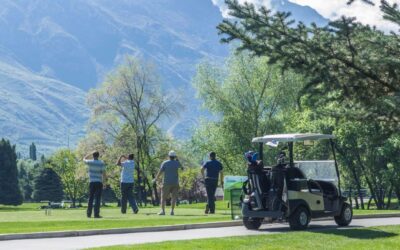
[274,0,328,26]
[0,56,88,154]
[0,0,326,155]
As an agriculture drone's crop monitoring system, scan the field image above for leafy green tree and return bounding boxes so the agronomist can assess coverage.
[50,149,88,207]
[191,52,302,174]
[217,0,400,131]
[0,139,23,205]
[33,168,64,202]
[17,159,43,201]
[29,143,37,161]
[86,56,182,204]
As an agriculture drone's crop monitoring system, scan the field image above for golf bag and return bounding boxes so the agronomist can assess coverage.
[243,160,271,210]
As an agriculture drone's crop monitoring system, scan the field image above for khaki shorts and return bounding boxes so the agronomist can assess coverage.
[162,184,179,200]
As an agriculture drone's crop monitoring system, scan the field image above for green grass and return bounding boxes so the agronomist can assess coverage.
[353,209,400,215]
[0,201,398,235]
[0,202,231,234]
[90,225,400,250]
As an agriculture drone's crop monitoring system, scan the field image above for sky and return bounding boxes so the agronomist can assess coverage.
[211,0,400,32]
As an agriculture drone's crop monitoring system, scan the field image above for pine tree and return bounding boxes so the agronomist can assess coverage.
[29,143,37,161]
[32,168,64,202]
[217,0,400,131]
[0,139,23,205]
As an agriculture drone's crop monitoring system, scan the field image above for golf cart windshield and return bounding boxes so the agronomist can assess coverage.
[295,161,338,185]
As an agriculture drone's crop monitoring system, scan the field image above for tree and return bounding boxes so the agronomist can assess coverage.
[17,159,43,201]
[191,52,302,174]
[29,143,37,161]
[50,149,88,207]
[87,56,182,204]
[32,168,64,202]
[217,0,400,131]
[0,139,23,205]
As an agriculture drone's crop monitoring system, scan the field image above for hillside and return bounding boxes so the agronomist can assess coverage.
[0,0,326,154]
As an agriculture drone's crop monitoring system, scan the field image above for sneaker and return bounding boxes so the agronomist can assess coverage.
[158,211,165,216]
[133,208,139,214]
[94,215,102,219]
[170,211,174,216]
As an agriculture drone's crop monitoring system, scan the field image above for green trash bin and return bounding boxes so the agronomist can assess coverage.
[223,176,247,202]
[230,188,243,220]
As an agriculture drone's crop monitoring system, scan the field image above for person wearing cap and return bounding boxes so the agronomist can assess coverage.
[201,152,223,214]
[117,154,139,214]
[153,150,183,215]
[83,151,106,218]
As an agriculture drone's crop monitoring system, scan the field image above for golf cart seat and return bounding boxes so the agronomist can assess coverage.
[315,181,338,199]
[287,166,308,191]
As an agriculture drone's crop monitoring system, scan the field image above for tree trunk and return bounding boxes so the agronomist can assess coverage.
[152,173,159,205]
[386,185,393,210]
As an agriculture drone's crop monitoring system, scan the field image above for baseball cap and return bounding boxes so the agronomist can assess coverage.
[168,150,177,157]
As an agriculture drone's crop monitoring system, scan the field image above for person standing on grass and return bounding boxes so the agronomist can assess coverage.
[83,151,106,218]
[201,152,223,214]
[117,154,139,214]
[153,150,183,216]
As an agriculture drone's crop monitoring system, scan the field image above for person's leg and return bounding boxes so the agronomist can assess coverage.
[87,182,95,217]
[159,185,167,215]
[127,183,138,213]
[209,179,218,213]
[94,183,103,217]
[170,185,179,215]
[205,179,213,214]
[121,183,128,214]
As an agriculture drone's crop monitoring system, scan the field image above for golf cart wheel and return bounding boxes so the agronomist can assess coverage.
[243,217,263,230]
[289,206,310,230]
[334,203,352,226]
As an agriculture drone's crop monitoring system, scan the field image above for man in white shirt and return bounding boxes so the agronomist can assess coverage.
[117,154,139,214]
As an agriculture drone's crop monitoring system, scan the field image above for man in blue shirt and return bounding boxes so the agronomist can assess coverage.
[83,151,106,218]
[117,154,139,214]
[201,152,223,214]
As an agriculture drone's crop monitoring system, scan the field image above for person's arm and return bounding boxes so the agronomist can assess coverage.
[102,171,107,188]
[116,155,126,166]
[83,153,92,162]
[152,163,164,184]
[219,171,224,188]
[201,167,206,179]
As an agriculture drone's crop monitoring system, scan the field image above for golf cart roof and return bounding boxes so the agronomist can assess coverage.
[252,133,335,143]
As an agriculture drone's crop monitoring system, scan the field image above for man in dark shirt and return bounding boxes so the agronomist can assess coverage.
[201,152,223,214]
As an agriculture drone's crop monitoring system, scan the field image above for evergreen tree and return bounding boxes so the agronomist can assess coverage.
[32,168,64,202]
[29,143,37,161]
[217,0,400,131]
[0,139,23,205]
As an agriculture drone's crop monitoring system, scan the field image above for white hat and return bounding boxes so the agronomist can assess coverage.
[168,150,177,157]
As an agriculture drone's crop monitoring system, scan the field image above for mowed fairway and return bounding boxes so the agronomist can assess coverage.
[91,225,400,250]
[0,201,399,235]
[0,202,231,234]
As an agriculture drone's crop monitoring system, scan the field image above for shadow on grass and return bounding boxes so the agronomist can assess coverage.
[312,227,398,239]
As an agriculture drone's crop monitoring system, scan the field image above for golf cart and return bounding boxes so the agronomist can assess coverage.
[242,133,352,230]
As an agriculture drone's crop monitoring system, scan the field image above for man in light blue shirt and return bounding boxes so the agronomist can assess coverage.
[117,154,139,214]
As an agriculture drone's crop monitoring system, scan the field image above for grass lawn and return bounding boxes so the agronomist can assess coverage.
[0,201,398,235]
[90,225,400,250]
[0,202,231,234]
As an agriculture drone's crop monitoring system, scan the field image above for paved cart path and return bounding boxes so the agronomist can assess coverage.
[1,217,400,250]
